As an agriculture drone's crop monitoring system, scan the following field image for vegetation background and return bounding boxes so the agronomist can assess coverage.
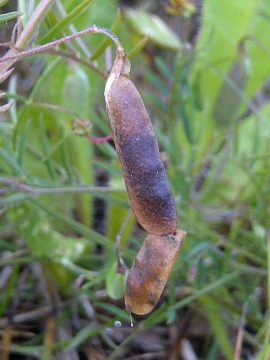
[0,0,270,359]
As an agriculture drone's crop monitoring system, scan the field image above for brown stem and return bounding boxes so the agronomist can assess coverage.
[43,48,106,78]
[0,0,54,73]
[0,26,124,67]
[86,134,113,143]
[234,302,248,360]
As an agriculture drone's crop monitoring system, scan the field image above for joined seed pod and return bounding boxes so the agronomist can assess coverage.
[0,25,186,316]
[124,229,186,315]
[105,48,178,235]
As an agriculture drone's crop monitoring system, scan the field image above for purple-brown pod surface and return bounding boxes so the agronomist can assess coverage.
[104,49,178,235]
[124,229,186,315]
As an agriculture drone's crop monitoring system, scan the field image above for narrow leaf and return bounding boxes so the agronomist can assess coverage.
[0,11,22,23]
[41,0,96,44]
[125,8,182,50]
[90,8,121,61]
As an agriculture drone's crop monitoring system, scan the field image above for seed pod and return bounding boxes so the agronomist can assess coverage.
[124,229,186,315]
[105,49,178,235]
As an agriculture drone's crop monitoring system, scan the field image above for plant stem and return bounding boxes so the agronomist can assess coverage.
[0,177,123,194]
[0,26,124,67]
[0,0,54,73]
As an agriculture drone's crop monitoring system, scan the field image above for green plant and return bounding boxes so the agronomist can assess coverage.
[0,0,270,359]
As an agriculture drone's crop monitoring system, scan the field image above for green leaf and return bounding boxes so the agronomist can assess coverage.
[106,261,125,300]
[200,294,234,360]
[38,116,57,180]
[0,0,9,8]
[166,308,177,324]
[0,192,28,206]
[0,264,20,317]
[0,11,22,23]
[31,197,117,251]
[127,36,148,59]
[17,119,31,167]
[8,201,93,294]
[178,87,194,144]
[90,8,122,60]
[125,8,182,51]
[107,181,135,246]
[96,302,130,321]
[0,147,25,176]
[213,57,247,129]
[244,0,270,97]
[192,0,259,121]
[28,57,62,101]
[40,0,96,44]
[61,64,93,227]
[9,202,92,261]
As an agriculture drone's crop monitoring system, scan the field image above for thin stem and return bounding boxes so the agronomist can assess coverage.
[115,209,133,274]
[44,48,106,78]
[86,134,113,143]
[55,0,91,58]
[0,0,54,73]
[234,302,248,360]
[0,26,124,66]
[0,177,123,194]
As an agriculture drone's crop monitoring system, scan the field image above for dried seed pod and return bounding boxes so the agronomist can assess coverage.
[124,229,186,315]
[105,49,178,235]
[0,26,186,316]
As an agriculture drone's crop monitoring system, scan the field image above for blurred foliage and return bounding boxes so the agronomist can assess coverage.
[0,0,270,359]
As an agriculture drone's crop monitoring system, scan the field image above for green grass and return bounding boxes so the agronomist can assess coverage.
[0,0,270,359]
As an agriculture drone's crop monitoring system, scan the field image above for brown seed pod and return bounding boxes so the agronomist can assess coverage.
[105,48,178,235]
[124,229,186,315]
[0,26,185,317]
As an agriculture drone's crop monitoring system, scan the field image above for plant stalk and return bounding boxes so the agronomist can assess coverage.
[0,0,54,73]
